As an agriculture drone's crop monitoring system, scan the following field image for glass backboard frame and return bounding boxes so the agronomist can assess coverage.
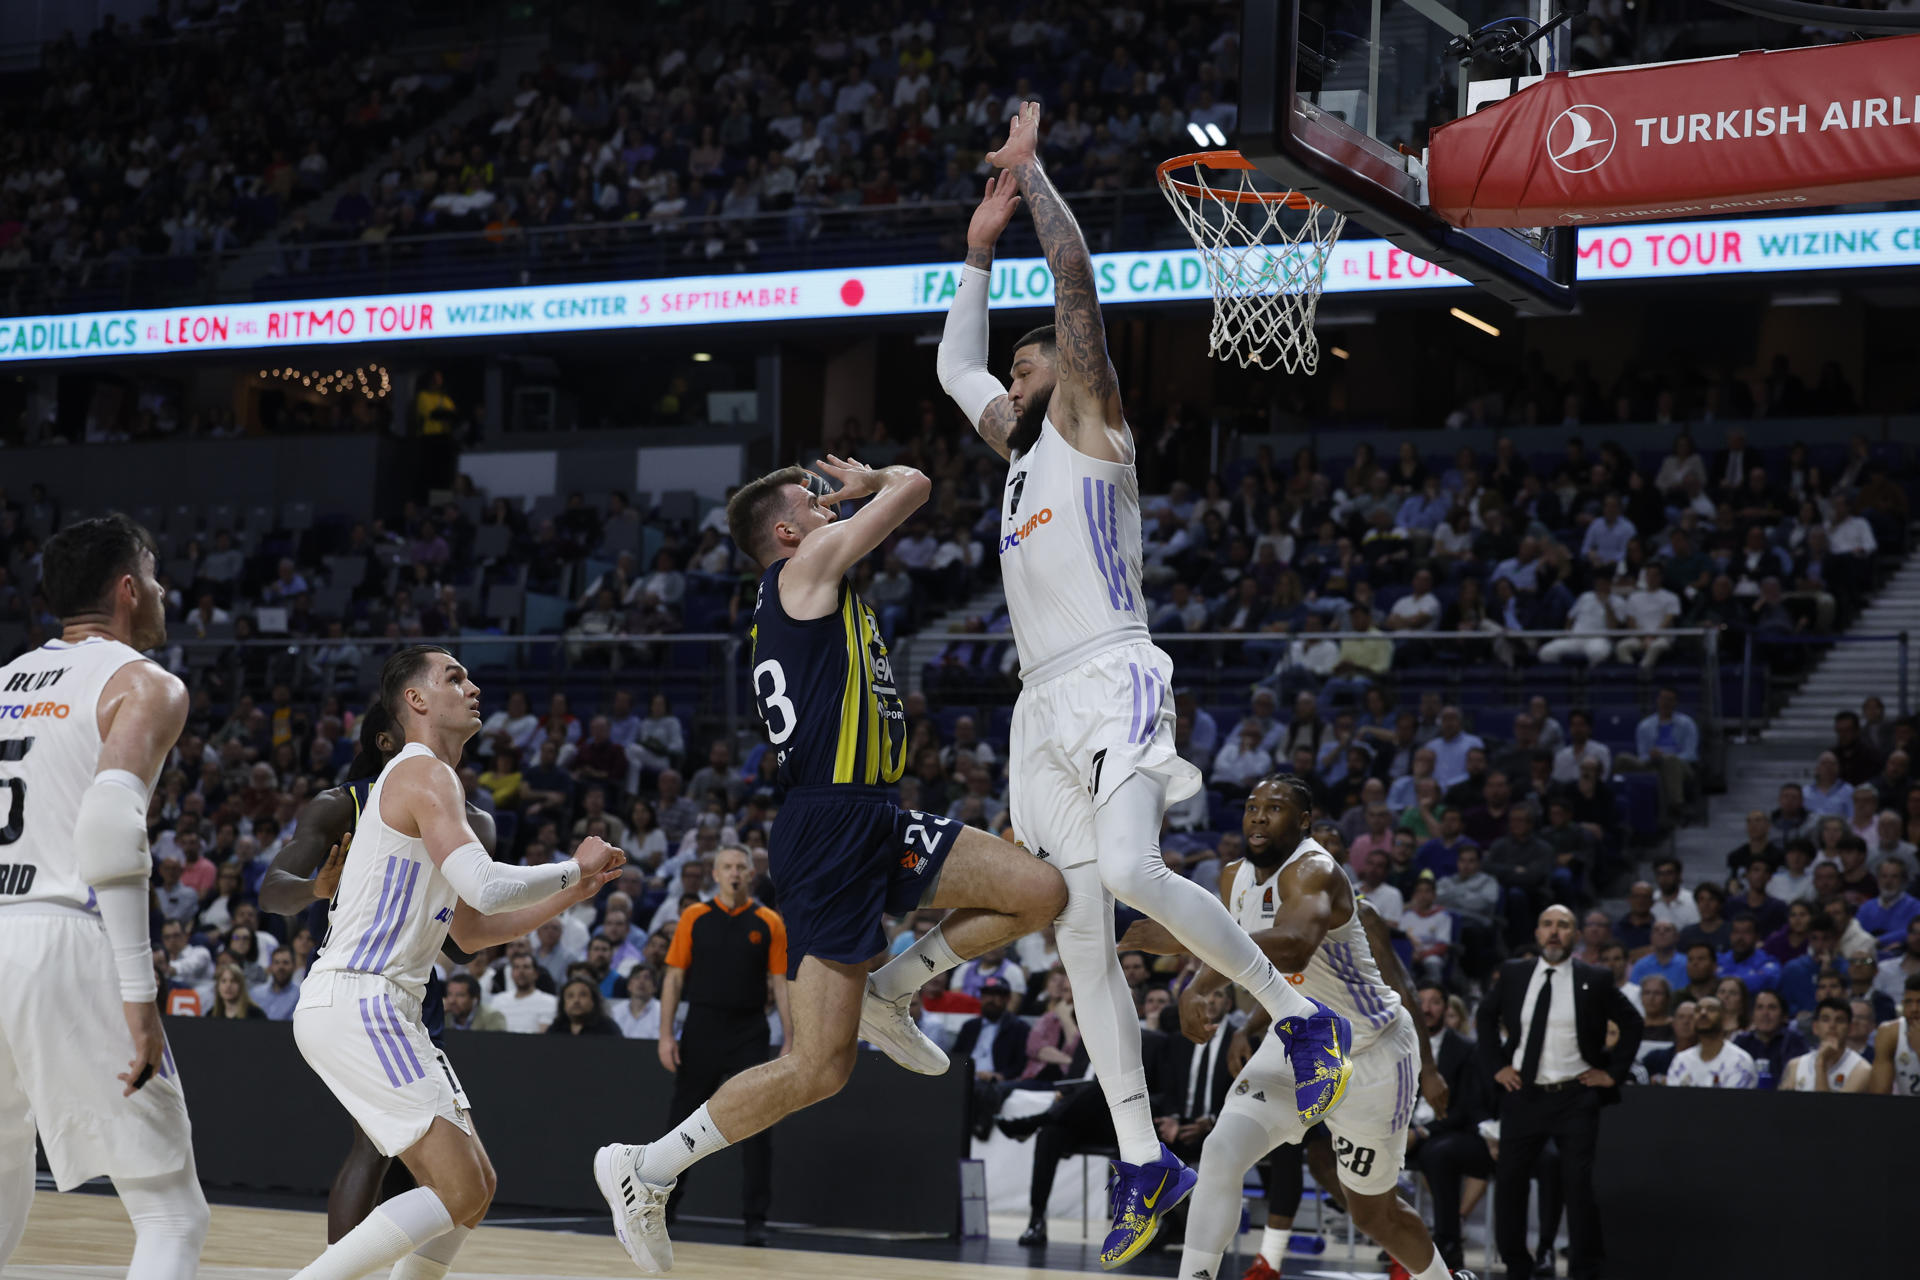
[1236,0,1579,312]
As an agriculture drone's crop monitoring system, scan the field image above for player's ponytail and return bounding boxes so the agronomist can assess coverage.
[347,700,394,778]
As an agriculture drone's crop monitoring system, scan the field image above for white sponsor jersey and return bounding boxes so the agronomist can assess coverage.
[310,742,459,1002]
[0,636,153,910]
[1666,1042,1759,1088]
[1228,839,1404,1052]
[1894,1018,1920,1097]
[999,415,1149,680]
[1781,1046,1869,1092]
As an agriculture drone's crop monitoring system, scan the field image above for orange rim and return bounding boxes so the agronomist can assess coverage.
[1156,150,1318,209]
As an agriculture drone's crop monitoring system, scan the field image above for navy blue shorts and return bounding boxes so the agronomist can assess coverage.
[769,786,962,978]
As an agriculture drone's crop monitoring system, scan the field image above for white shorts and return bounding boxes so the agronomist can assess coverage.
[1215,1008,1420,1196]
[0,908,194,1190]
[294,970,472,1158]
[1008,640,1203,869]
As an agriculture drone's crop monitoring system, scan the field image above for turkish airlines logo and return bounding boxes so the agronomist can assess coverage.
[1547,104,1617,174]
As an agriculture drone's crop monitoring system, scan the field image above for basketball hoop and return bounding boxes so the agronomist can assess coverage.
[1156,150,1347,375]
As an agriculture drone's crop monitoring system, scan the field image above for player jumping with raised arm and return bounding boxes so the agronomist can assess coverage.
[0,514,210,1279]
[1127,775,1470,1280]
[285,646,624,1280]
[935,103,1355,1268]
[259,700,499,1245]
[593,458,1066,1274]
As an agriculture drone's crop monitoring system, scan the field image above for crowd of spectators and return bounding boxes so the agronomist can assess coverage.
[270,0,1250,279]
[929,422,1906,739]
[5,0,1912,314]
[0,1,476,313]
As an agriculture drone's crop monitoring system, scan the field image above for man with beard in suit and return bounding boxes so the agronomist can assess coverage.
[1478,906,1642,1280]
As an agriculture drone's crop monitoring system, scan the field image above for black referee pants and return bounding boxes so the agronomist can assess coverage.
[667,1007,772,1227]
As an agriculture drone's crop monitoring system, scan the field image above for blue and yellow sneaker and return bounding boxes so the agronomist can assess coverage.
[1100,1143,1197,1270]
[1274,996,1354,1123]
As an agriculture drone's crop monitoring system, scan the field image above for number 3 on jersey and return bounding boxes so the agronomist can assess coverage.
[753,659,798,744]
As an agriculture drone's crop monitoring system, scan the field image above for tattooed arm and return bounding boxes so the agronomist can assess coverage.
[987,101,1129,463]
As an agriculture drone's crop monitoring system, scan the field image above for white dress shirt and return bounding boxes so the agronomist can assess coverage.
[1650,890,1700,929]
[1512,958,1586,1085]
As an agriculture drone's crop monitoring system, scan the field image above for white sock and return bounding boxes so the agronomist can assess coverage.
[1406,1244,1450,1280]
[1055,858,1162,1165]
[389,1224,470,1280]
[292,1187,453,1280]
[1092,774,1315,1026]
[638,1103,730,1185]
[115,1154,211,1280]
[870,924,963,1002]
[1260,1225,1291,1264]
[1098,1066,1160,1167]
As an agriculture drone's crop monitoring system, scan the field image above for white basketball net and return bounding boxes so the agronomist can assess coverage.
[1157,158,1347,374]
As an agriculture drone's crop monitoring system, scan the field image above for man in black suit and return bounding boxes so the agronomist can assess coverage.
[1709,427,1752,497]
[1154,986,1238,1164]
[954,976,1030,1138]
[1410,983,1487,1268]
[1477,905,1642,1280]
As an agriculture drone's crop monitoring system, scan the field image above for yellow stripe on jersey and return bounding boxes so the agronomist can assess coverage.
[855,601,906,784]
[858,601,882,784]
[832,591,863,784]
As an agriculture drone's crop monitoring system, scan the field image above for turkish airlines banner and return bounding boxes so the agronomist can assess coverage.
[1429,35,1920,228]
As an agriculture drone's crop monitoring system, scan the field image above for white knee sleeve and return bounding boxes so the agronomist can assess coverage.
[1179,1111,1279,1277]
[0,1112,34,1267]
[116,1154,210,1280]
[1054,859,1158,1164]
[1095,774,1313,1024]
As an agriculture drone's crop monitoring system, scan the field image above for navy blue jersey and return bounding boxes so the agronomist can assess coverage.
[748,560,906,789]
[344,776,447,1044]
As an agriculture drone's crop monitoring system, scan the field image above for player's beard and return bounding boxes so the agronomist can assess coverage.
[1009,382,1052,456]
[1244,829,1293,869]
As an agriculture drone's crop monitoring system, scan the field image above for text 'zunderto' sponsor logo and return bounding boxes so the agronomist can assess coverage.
[1547,104,1618,173]
[999,508,1053,554]
[0,702,70,719]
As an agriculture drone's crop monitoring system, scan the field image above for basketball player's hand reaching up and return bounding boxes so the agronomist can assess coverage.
[813,454,880,504]
[968,171,1021,250]
[985,100,1041,171]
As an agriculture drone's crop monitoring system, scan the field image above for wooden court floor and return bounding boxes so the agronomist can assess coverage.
[8,1191,1097,1279]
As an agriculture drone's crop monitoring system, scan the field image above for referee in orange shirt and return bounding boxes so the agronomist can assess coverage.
[657,845,792,1245]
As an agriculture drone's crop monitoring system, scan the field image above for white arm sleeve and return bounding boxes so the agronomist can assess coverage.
[935,264,1007,430]
[439,841,579,914]
[73,770,158,1002]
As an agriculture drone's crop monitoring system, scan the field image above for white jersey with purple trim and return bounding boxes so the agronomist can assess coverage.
[0,635,153,911]
[1894,1018,1920,1096]
[1228,839,1404,1054]
[308,741,458,1003]
[1665,1042,1759,1088]
[998,413,1150,680]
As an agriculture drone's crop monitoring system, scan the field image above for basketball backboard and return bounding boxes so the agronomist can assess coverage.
[1238,0,1580,311]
